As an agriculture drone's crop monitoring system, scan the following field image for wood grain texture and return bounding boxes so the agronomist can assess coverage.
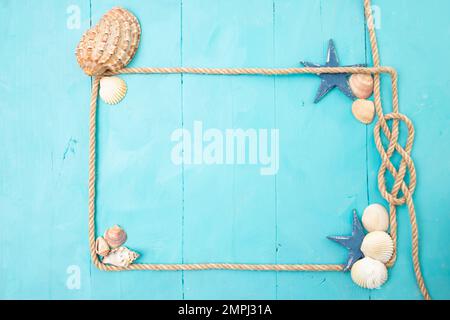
[0,0,449,299]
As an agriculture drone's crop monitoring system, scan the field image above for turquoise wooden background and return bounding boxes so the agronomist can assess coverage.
[0,0,449,300]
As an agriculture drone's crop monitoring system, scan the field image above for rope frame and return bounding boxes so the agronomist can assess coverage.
[87,0,431,300]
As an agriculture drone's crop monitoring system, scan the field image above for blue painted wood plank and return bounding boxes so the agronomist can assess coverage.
[181,0,277,299]
[273,0,370,299]
[91,0,183,299]
[366,0,450,300]
[0,0,93,299]
[0,0,449,300]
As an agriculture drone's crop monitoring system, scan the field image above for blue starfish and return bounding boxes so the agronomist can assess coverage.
[327,209,365,271]
[301,39,366,103]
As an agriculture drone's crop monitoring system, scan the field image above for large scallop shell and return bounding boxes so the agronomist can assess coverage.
[76,7,141,76]
[349,74,374,99]
[362,204,389,232]
[351,257,388,289]
[99,76,127,105]
[102,247,139,267]
[104,225,127,248]
[360,231,394,264]
[352,99,375,124]
[95,236,110,257]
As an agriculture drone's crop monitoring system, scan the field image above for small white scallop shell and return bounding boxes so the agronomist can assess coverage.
[362,204,389,232]
[99,76,127,105]
[95,236,110,257]
[352,99,375,124]
[102,246,139,267]
[349,74,374,99]
[361,231,394,264]
[351,257,388,289]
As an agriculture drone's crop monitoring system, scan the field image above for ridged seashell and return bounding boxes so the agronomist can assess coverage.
[99,76,127,105]
[362,204,389,232]
[104,225,127,248]
[102,247,139,267]
[360,231,394,264]
[95,236,110,257]
[349,74,374,99]
[352,99,375,124]
[351,257,388,289]
[76,7,141,76]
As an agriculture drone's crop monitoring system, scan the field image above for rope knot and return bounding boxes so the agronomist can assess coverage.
[374,112,416,206]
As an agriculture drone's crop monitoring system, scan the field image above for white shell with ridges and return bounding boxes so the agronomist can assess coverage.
[362,204,389,232]
[361,231,394,264]
[102,246,139,267]
[351,257,388,289]
[99,76,127,105]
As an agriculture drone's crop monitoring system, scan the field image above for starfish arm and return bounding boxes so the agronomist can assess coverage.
[300,61,322,68]
[344,256,356,272]
[352,210,365,236]
[314,80,335,103]
[327,235,352,249]
[336,80,356,100]
[344,250,364,272]
[328,210,366,272]
[326,39,340,66]
[346,63,367,68]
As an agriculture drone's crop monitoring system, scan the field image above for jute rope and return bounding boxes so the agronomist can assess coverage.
[363,0,430,300]
[87,0,430,299]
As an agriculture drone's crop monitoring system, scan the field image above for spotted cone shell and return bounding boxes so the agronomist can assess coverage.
[102,247,139,267]
[76,7,141,76]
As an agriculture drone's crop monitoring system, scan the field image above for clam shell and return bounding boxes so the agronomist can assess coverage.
[104,225,127,248]
[351,257,388,289]
[349,74,374,99]
[360,231,394,264]
[75,7,141,76]
[352,99,375,124]
[102,246,139,267]
[95,236,110,257]
[362,204,389,232]
[99,76,127,105]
